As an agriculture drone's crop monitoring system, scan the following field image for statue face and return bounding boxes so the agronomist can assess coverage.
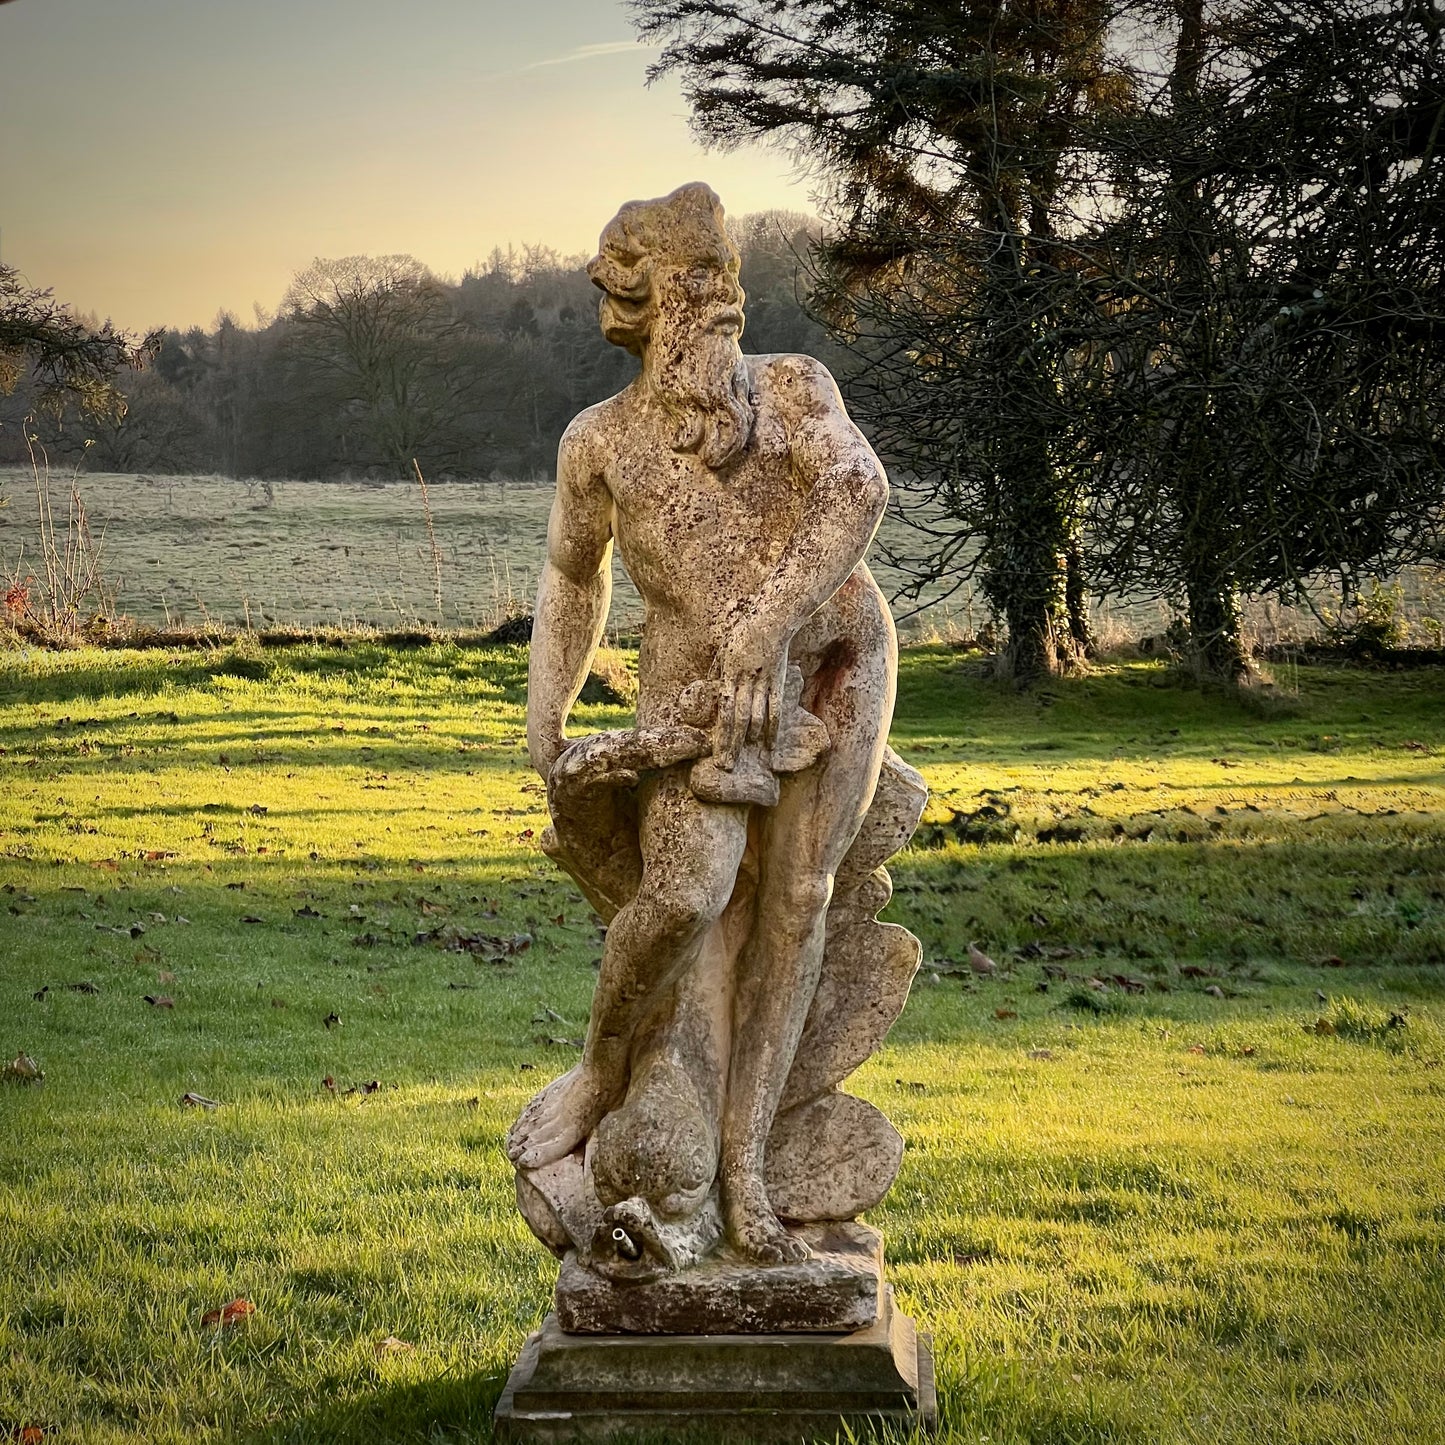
[651,256,746,345]
[588,184,754,469]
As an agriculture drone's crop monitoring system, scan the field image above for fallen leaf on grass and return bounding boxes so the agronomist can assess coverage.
[1240,1046,1257,1056]
[1319,955,1347,968]
[415,927,533,961]
[241,915,264,925]
[143,995,174,1009]
[1178,965,1216,980]
[31,986,48,1002]
[294,905,322,919]
[1027,1048,1055,1060]
[180,1092,219,1110]
[2,1052,43,1083]
[1187,1044,1207,1055]
[67,981,100,995]
[324,1012,341,1029]
[201,1298,255,1328]
[375,1335,414,1356]
[993,1008,1018,1020]
[1203,984,1225,998]
[1314,1017,1337,1035]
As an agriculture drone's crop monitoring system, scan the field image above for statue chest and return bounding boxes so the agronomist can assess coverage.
[609,445,800,590]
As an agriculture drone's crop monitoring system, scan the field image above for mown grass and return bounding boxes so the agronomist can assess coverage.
[1,643,1442,1444]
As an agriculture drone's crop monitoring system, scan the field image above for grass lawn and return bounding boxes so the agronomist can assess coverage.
[0,642,1442,1444]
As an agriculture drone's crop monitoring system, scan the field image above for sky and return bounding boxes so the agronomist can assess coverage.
[0,0,812,333]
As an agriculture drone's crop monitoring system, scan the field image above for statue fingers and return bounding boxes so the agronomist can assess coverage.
[716,681,746,770]
[747,678,769,745]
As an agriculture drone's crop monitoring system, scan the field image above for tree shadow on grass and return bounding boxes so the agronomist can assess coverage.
[245,1367,506,1445]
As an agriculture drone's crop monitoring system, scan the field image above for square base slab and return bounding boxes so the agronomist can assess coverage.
[557,1222,883,1335]
[494,1289,936,1443]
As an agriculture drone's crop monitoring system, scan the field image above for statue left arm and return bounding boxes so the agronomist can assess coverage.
[715,357,888,768]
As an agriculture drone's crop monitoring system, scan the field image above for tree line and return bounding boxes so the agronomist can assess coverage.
[0,216,836,484]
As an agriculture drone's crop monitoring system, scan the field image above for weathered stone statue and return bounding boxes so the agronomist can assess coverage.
[497,183,932,1438]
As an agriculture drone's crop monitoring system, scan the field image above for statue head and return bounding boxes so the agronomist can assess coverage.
[588,182,753,470]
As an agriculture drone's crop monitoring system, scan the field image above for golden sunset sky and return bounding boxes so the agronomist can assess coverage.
[0,0,809,333]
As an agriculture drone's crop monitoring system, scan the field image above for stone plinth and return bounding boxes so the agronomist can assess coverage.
[556,1222,883,1336]
[494,1288,935,1442]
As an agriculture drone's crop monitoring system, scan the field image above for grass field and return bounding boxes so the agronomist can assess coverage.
[1,642,1443,1443]
[3,468,1443,647]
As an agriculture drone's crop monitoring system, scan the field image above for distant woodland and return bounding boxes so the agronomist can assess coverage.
[0,214,833,482]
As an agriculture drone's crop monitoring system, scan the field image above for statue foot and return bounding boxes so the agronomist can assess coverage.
[507,1064,611,1170]
[723,1177,810,1266]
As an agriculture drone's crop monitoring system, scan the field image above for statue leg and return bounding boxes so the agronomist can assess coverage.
[508,771,748,1170]
[720,631,896,1264]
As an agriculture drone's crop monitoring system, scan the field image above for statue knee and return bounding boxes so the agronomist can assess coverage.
[777,871,833,930]
[644,878,724,948]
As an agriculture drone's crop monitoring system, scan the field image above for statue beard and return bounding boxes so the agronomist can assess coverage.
[644,313,754,472]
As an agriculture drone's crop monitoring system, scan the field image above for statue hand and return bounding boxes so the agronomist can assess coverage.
[715,612,789,771]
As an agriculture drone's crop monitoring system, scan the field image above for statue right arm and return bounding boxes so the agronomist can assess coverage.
[526,419,614,780]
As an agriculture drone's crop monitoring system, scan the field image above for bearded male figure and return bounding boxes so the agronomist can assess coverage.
[506,184,924,1275]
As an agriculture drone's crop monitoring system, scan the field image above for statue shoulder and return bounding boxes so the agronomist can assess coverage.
[557,393,629,483]
[559,397,614,456]
[745,353,845,413]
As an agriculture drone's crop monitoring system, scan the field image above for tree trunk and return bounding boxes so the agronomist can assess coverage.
[1182,535,1249,684]
[986,448,1081,686]
[979,230,1083,688]
[1064,535,1095,658]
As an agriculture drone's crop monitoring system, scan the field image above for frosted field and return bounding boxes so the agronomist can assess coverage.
[2,468,1435,642]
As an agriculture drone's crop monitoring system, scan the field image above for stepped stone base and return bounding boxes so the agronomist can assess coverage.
[494,1289,935,1442]
[556,1222,883,1336]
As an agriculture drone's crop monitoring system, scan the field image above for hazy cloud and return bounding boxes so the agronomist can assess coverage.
[519,40,660,72]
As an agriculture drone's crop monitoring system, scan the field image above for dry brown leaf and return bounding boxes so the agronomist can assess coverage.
[993,1008,1018,1020]
[201,1297,255,1328]
[375,1335,414,1356]
[2,1052,43,1083]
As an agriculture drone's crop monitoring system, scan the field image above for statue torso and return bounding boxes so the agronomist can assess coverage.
[580,356,885,719]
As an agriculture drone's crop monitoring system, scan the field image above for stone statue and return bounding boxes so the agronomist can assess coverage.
[506,183,927,1290]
